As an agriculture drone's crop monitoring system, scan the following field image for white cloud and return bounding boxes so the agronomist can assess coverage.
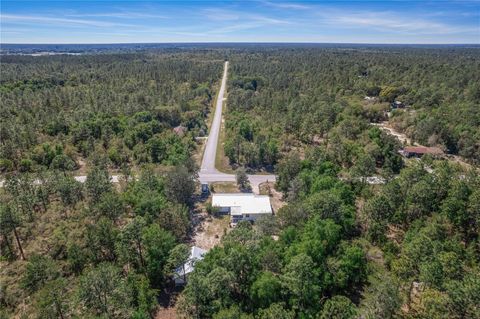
[201,7,292,34]
[208,22,264,34]
[261,1,310,10]
[250,15,292,25]
[66,12,168,19]
[203,8,241,21]
[1,2,478,44]
[1,14,133,28]
[314,9,479,35]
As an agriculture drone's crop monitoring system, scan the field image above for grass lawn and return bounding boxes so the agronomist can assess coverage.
[210,181,239,193]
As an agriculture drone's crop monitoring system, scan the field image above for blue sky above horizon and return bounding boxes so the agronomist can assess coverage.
[1,1,479,44]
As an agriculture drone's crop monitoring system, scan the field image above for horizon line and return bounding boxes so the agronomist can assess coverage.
[2,41,480,46]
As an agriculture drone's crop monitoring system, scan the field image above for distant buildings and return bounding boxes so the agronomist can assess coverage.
[212,193,273,225]
[400,146,444,158]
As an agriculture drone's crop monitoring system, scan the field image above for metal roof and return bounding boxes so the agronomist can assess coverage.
[212,193,272,216]
[403,146,443,155]
[175,246,207,278]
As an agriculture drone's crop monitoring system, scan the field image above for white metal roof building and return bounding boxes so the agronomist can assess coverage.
[212,193,273,224]
[174,246,207,285]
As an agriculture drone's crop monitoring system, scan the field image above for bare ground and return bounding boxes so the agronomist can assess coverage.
[259,181,285,213]
[155,307,177,319]
[192,212,230,250]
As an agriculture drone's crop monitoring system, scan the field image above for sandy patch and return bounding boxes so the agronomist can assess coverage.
[192,211,230,250]
[259,181,285,213]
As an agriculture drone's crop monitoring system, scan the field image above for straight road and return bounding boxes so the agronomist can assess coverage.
[200,61,229,172]
[198,61,276,193]
[0,175,120,188]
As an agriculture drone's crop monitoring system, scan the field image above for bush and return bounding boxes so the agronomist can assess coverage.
[21,254,58,292]
[0,159,14,172]
[206,202,220,216]
[19,159,33,172]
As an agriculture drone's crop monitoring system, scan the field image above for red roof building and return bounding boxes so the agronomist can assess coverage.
[401,146,444,157]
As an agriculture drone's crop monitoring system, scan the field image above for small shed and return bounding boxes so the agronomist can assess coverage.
[174,246,207,285]
[173,125,187,137]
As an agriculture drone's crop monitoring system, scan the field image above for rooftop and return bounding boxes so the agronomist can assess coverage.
[403,146,444,155]
[175,246,207,277]
[173,125,187,136]
[212,193,272,216]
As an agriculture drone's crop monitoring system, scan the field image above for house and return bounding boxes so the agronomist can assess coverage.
[173,125,187,137]
[391,101,405,109]
[174,246,207,285]
[211,193,273,225]
[400,146,444,158]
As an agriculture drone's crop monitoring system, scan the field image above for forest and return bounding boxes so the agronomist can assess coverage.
[0,46,479,319]
[223,47,480,170]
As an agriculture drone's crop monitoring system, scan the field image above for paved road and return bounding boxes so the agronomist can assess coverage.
[0,175,120,188]
[198,61,276,193]
[200,61,229,172]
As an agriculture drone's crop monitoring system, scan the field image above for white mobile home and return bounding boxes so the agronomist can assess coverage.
[211,193,273,225]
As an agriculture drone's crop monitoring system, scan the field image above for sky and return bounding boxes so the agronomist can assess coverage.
[1,1,479,44]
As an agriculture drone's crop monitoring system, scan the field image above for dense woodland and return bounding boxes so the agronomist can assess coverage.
[0,52,223,171]
[224,48,480,168]
[0,51,222,318]
[1,46,479,319]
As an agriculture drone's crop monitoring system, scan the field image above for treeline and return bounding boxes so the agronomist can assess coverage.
[0,52,224,172]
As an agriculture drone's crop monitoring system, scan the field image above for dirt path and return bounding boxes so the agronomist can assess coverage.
[371,122,412,145]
